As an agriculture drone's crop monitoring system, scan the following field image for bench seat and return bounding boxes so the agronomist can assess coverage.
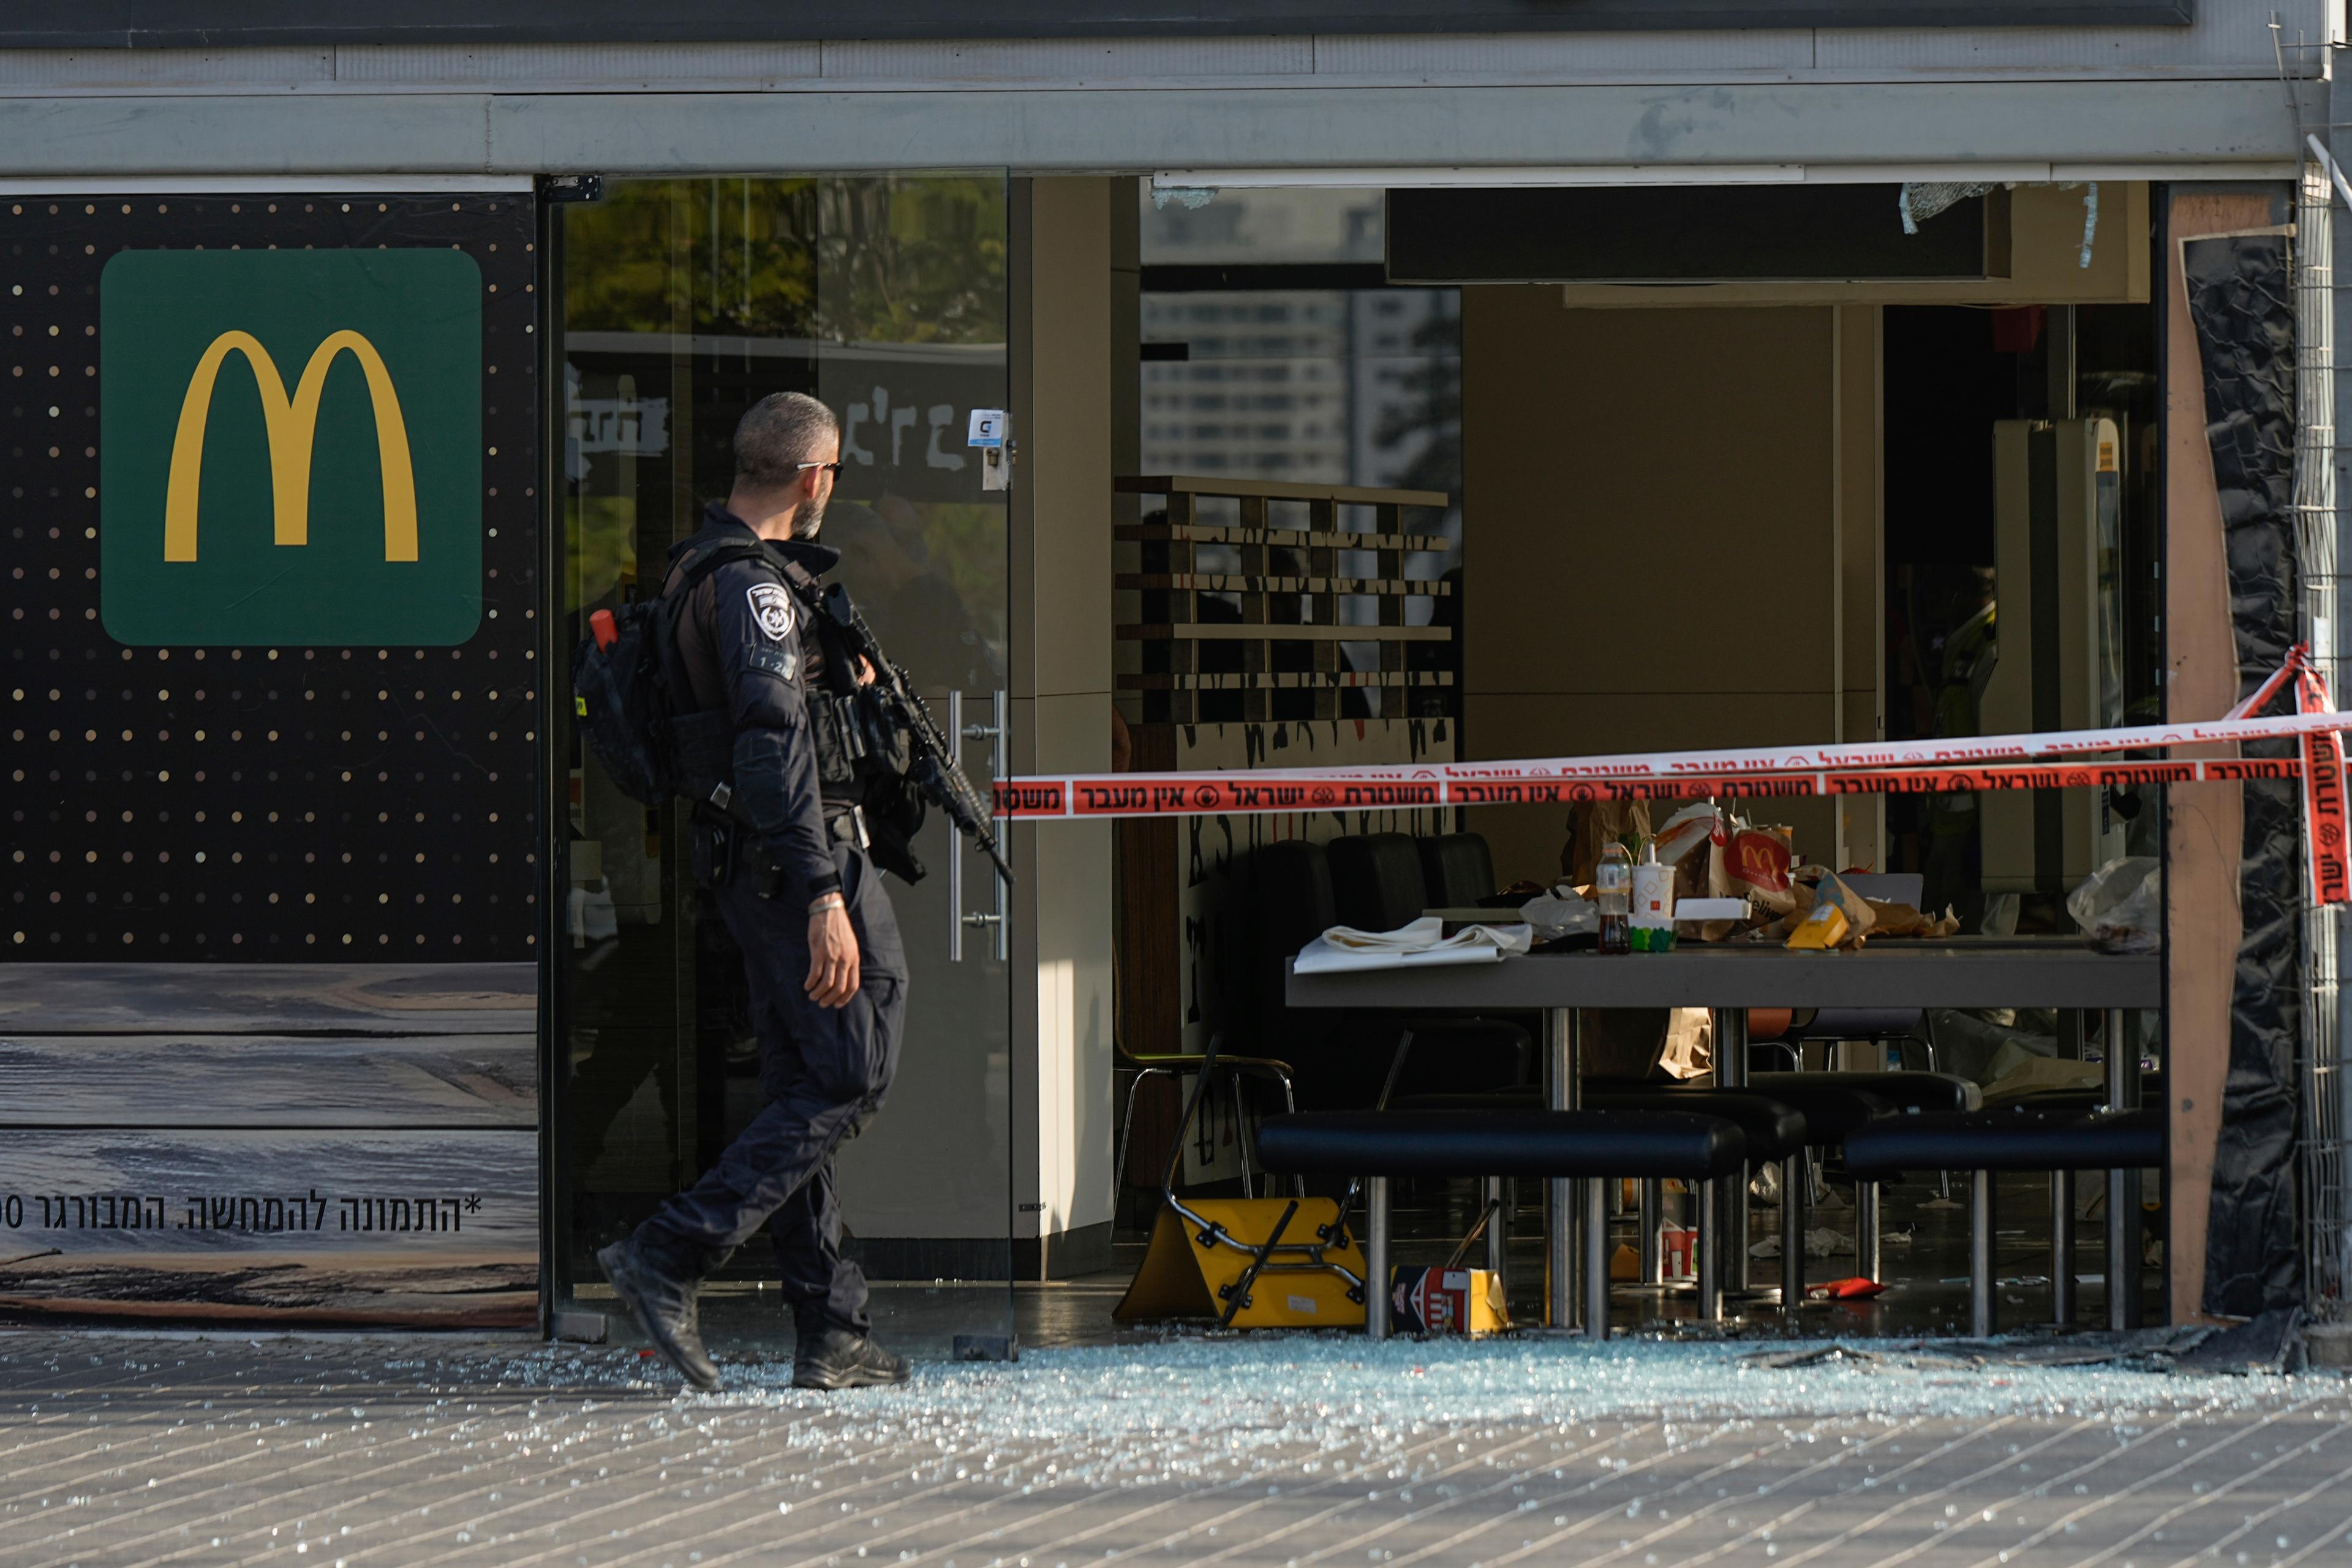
[1843,1106,2163,1335]
[1844,1106,2162,1177]
[1256,1109,1745,1182]
[1256,1108,1747,1338]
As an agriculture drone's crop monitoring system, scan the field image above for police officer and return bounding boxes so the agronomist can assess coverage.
[598,391,910,1392]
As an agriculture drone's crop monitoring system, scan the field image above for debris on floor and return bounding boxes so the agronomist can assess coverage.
[2174,1306,2302,1375]
[1749,1226,1849,1261]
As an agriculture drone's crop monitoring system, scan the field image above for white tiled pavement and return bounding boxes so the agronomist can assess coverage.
[3,1330,2349,1568]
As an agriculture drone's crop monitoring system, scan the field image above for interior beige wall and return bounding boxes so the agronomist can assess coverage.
[1834,304,1887,870]
[1009,176,1117,1271]
[1460,290,1869,883]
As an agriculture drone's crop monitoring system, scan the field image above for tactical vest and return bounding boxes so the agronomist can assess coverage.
[665,527,928,881]
[773,558,914,805]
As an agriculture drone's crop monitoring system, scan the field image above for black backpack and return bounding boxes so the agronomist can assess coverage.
[571,541,767,807]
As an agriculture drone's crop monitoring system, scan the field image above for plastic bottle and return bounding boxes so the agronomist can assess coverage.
[1596,841,1632,956]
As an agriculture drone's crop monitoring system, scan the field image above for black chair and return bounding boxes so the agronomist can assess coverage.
[1417,832,1501,908]
[1114,1031,1299,1209]
[1248,838,1531,1109]
[1326,832,1431,932]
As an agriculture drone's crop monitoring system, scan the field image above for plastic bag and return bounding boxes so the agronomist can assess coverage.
[2067,856,2161,954]
[1518,888,1599,941]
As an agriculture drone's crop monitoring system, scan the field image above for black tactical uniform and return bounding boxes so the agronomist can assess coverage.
[628,503,909,1348]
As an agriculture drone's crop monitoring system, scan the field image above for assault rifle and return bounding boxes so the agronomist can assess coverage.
[818,582,1014,887]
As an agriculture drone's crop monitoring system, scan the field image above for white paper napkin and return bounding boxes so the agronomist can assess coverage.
[1294,916,1534,974]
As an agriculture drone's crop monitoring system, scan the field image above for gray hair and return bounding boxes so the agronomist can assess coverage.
[731,392,840,489]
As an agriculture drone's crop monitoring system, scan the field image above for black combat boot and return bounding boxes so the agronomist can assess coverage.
[793,1328,910,1390]
[598,1236,721,1392]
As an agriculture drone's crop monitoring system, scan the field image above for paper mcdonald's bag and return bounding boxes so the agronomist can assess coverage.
[1725,824,1796,914]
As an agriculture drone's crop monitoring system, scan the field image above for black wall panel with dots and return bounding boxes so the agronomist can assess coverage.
[2,194,544,961]
[0,194,546,1328]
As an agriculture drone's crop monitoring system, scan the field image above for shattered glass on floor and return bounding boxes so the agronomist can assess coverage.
[4,1329,2349,1568]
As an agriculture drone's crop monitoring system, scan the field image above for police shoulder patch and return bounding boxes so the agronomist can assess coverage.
[747,581,796,643]
[747,644,796,682]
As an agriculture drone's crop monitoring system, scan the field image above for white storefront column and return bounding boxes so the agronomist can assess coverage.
[1008,178,1119,1278]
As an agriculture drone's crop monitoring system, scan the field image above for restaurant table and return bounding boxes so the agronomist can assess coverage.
[1287,939,2162,1330]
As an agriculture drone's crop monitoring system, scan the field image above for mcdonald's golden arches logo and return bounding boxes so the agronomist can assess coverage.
[102,249,481,646]
[164,330,418,565]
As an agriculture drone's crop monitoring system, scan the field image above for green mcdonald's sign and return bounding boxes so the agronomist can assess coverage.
[100,249,483,646]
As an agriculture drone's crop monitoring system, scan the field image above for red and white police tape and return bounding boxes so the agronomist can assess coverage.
[990,649,2352,904]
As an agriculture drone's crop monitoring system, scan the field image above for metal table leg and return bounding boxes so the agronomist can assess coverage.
[1781,1151,1807,1307]
[1483,1175,1507,1288]
[1857,1180,1882,1283]
[1584,1175,1611,1340]
[1713,1007,1751,1297]
[1638,1178,1664,1285]
[1697,1180,1722,1322]
[2050,1169,2076,1326]
[1546,1008,1579,1329]
[1971,1167,1996,1339]
[2105,1007,2139,1331]
[1365,1175,1392,1340]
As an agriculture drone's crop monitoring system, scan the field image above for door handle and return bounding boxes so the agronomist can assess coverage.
[947,690,1009,963]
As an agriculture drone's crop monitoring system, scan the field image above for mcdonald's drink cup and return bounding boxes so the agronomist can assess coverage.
[1661,1226,1698,1283]
[1630,855,1677,952]
[1390,1267,1510,1336]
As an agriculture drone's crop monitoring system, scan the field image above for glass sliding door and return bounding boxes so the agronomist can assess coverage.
[551,175,1013,1355]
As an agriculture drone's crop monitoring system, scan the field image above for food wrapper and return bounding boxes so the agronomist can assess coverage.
[1785,901,1849,950]
[1652,800,1718,870]
[1862,900,1962,939]
[1784,872,1876,951]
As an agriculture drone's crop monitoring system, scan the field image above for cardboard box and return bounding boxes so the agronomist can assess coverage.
[1390,1266,1510,1336]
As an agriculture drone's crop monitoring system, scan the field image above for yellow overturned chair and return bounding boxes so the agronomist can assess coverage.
[1113,1036,1371,1330]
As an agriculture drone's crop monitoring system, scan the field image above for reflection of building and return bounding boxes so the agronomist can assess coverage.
[1140,293,1350,480]
[1137,290,1462,491]
[1139,185,1461,500]
[1139,188,1462,589]
[565,331,1005,505]
[1349,290,1460,491]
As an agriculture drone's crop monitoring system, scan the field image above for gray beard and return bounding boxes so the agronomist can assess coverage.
[790,497,826,540]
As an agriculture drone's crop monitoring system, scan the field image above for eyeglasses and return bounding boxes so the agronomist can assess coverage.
[796,461,845,478]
